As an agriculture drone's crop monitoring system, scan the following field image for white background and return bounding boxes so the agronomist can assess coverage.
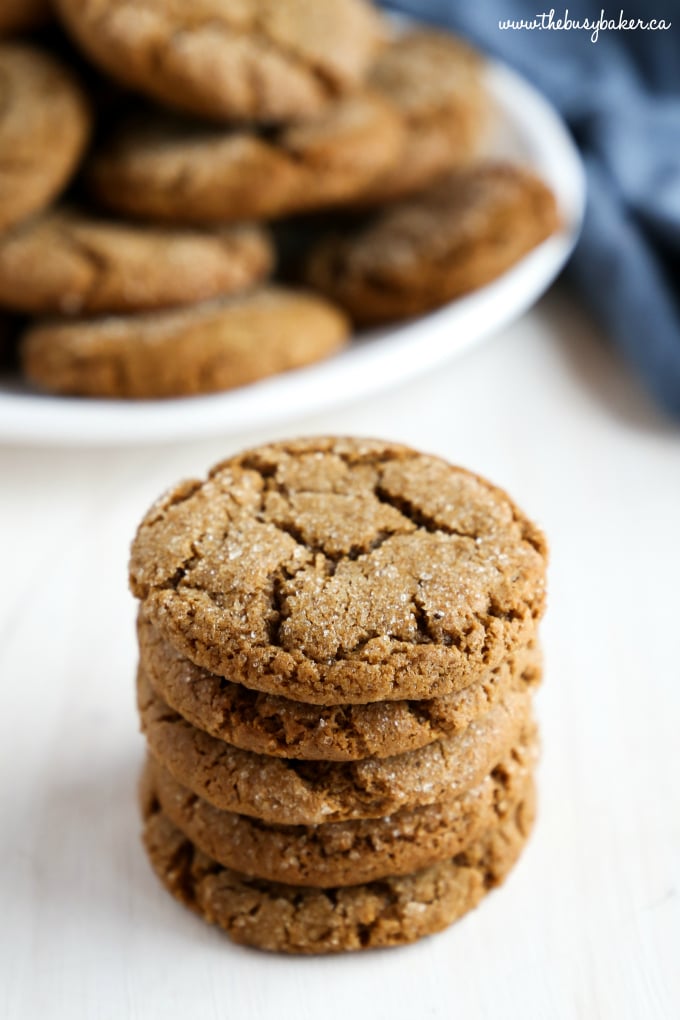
[1,287,679,1020]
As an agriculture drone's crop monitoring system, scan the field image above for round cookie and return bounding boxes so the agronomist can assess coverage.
[138,667,534,824]
[305,162,561,325]
[129,437,547,703]
[86,93,404,225]
[0,0,51,35]
[0,209,273,315]
[20,287,349,399]
[146,737,535,887]
[0,44,91,231]
[55,0,385,122]
[141,773,536,954]
[359,30,491,205]
[138,607,542,761]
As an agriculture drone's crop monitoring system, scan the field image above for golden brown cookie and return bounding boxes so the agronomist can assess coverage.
[138,606,542,761]
[146,735,535,887]
[304,163,561,325]
[55,0,385,122]
[129,437,547,703]
[20,287,349,399]
[141,770,536,953]
[0,43,90,231]
[0,0,51,35]
[138,667,534,825]
[86,93,404,225]
[359,30,491,205]
[0,209,273,315]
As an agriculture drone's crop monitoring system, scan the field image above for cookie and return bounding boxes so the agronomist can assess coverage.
[141,772,536,953]
[0,44,90,231]
[138,666,533,825]
[21,287,349,399]
[359,30,490,205]
[138,606,542,761]
[304,163,561,325]
[86,93,404,225]
[146,735,535,887]
[0,0,51,35]
[55,0,385,122]
[0,209,273,316]
[130,437,547,703]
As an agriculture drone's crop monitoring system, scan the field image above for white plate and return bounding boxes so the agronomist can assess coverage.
[0,59,585,446]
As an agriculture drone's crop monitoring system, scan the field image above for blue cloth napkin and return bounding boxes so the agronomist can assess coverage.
[382,1,680,417]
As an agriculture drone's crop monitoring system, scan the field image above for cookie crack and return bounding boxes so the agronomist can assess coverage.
[374,483,479,540]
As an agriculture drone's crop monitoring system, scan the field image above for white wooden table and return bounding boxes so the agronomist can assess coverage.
[1,286,678,1020]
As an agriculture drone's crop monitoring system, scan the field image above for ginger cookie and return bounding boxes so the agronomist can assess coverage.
[304,163,561,325]
[21,287,348,399]
[138,667,534,825]
[141,770,536,953]
[129,437,547,703]
[0,209,273,316]
[359,30,491,205]
[0,0,51,35]
[86,93,404,225]
[138,606,542,761]
[145,737,535,887]
[0,44,90,231]
[55,0,385,122]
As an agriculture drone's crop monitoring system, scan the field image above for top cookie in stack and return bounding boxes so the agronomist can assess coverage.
[130,436,547,953]
[0,0,560,401]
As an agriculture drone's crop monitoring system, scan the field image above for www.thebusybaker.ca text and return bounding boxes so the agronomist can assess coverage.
[498,8,671,42]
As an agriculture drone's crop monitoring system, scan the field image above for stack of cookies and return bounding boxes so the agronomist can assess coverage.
[0,0,559,400]
[130,437,548,953]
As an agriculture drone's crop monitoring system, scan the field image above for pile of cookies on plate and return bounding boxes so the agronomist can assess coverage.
[131,436,548,953]
[0,0,559,400]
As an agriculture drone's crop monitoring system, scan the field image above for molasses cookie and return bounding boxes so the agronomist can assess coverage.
[305,163,560,324]
[141,771,536,953]
[0,43,90,231]
[0,209,273,315]
[145,737,535,887]
[360,30,491,205]
[138,667,534,825]
[55,0,385,122]
[129,437,547,702]
[86,93,404,224]
[138,606,542,761]
[21,287,348,398]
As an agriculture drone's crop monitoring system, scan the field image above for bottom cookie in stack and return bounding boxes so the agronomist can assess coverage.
[140,762,536,955]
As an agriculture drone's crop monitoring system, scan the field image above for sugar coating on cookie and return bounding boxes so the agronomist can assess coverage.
[21,288,349,399]
[305,163,560,324]
[138,606,542,761]
[145,733,536,887]
[141,774,535,954]
[0,209,273,315]
[138,665,534,824]
[130,437,547,703]
[0,44,91,231]
[55,0,386,122]
[85,93,405,225]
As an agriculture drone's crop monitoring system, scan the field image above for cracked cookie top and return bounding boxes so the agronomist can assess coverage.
[0,208,273,315]
[55,0,385,123]
[129,437,547,704]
